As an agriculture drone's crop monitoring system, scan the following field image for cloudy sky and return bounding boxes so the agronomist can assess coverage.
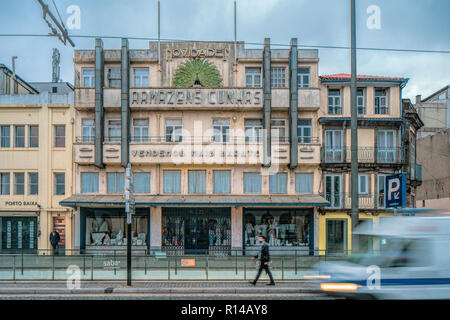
[0,0,449,99]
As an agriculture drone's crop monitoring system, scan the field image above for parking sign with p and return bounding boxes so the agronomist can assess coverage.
[385,173,406,208]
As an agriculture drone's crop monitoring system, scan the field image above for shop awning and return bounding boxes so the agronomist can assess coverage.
[60,194,329,207]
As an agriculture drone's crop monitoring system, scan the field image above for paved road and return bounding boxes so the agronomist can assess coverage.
[0,280,336,300]
[0,292,334,300]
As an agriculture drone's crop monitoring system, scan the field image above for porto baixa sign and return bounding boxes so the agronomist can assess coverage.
[4,201,38,206]
[131,89,262,107]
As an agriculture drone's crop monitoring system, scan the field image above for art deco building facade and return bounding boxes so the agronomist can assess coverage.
[62,38,329,255]
[0,64,74,254]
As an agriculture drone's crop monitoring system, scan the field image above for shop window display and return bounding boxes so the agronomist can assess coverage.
[162,208,231,254]
[86,214,147,247]
[244,209,311,247]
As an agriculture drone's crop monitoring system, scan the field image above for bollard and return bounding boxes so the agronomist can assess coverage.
[21,247,24,275]
[91,255,94,281]
[168,257,170,280]
[235,253,238,275]
[295,250,297,275]
[83,255,86,275]
[52,254,55,280]
[282,258,284,281]
[12,255,16,281]
[205,257,208,280]
[114,250,116,276]
[145,258,147,275]
[244,259,246,280]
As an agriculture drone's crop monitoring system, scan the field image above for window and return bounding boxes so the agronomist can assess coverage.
[271,67,286,87]
[324,130,343,162]
[245,68,261,87]
[269,173,287,194]
[54,125,65,147]
[133,119,149,142]
[244,119,262,143]
[377,174,387,208]
[375,88,388,114]
[358,174,368,194]
[1,126,10,148]
[244,209,311,247]
[14,173,25,195]
[0,173,10,195]
[107,173,124,194]
[14,125,25,148]
[82,119,95,142]
[357,88,365,114]
[85,208,148,247]
[28,173,38,195]
[328,89,342,114]
[189,170,206,193]
[213,171,231,193]
[297,68,310,88]
[52,86,58,93]
[107,119,121,142]
[54,173,65,195]
[134,173,150,193]
[271,119,286,142]
[295,173,313,194]
[165,119,183,142]
[325,174,342,208]
[81,172,98,193]
[163,170,181,193]
[244,173,261,193]
[107,67,121,88]
[410,137,416,179]
[82,68,95,87]
[134,68,149,87]
[377,130,396,163]
[212,118,230,142]
[297,119,312,143]
[29,125,39,148]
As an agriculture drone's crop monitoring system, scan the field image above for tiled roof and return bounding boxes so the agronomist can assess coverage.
[320,73,407,82]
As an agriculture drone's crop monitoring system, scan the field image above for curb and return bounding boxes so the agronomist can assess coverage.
[0,287,319,295]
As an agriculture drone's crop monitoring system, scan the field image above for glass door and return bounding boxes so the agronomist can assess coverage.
[1,217,37,253]
[324,130,343,162]
[325,175,342,208]
[326,219,347,254]
[377,130,396,163]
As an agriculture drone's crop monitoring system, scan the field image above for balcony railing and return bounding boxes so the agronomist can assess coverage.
[411,163,422,182]
[324,193,377,209]
[321,147,402,164]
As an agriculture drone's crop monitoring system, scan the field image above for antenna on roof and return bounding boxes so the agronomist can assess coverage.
[52,48,61,82]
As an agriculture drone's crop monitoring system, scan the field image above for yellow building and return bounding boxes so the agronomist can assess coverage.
[0,64,74,254]
[61,38,329,256]
[317,74,422,254]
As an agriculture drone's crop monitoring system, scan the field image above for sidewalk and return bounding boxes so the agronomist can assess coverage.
[0,280,319,295]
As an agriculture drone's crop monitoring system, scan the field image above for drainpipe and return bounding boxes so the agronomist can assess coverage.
[262,38,271,167]
[94,38,105,168]
[121,38,130,167]
[289,38,298,169]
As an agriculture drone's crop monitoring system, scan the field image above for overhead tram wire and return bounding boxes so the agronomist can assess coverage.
[1,33,450,54]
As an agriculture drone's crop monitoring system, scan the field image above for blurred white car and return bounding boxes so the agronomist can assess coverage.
[313,214,450,299]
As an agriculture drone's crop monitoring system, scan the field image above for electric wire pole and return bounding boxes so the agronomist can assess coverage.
[350,0,359,253]
[125,163,135,286]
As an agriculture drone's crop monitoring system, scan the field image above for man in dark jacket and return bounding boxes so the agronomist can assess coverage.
[49,230,61,255]
[250,235,275,285]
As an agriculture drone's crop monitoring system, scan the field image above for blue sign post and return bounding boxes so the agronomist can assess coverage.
[385,173,407,208]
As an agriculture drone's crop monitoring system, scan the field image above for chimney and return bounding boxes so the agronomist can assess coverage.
[415,94,422,104]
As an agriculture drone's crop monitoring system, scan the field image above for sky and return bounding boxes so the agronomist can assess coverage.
[0,0,449,100]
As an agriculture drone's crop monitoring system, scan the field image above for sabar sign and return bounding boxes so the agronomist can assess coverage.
[131,89,262,107]
[166,47,230,61]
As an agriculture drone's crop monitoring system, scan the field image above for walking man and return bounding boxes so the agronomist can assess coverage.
[49,229,61,255]
[250,235,275,286]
